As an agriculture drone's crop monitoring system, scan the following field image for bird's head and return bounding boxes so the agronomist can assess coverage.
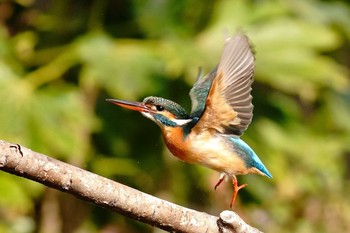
[107,96,192,129]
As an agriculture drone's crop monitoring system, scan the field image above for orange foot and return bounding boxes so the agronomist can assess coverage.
[230,176,247,208]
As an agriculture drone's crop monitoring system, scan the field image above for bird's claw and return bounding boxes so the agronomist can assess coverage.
[230,178,247,208]
[214,175,225,190]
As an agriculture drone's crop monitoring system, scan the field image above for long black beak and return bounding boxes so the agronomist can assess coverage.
[106,99,150,113]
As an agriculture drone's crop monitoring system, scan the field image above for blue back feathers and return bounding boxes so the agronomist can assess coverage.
[229,137,272,178]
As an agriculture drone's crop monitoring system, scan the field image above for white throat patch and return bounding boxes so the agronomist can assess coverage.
[141,112,191,127]
[172,118,192,126]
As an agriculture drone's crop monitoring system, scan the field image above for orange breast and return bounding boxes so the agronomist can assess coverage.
[162,127,190,162]
[162,127,253,176]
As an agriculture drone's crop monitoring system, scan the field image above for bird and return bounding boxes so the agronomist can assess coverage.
[107,32,272,208]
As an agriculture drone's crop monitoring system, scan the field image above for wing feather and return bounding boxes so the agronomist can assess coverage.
[191,33,255,136]
[189,68,216,117]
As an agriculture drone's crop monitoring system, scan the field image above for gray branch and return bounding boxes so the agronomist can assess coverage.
[0,140,262,233]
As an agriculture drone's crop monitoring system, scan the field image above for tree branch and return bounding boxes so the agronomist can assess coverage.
[0,140,262,233]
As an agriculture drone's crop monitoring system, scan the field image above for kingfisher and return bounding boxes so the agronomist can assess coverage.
[107,33,272,207]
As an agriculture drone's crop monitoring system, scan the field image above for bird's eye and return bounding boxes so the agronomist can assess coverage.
[156,105,164,111]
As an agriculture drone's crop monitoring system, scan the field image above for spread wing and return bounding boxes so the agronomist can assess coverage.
[189,67,216,118]
[191,33,255,136]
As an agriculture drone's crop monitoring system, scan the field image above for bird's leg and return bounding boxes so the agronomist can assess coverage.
[214,173,226,190]
[230,176,247,208]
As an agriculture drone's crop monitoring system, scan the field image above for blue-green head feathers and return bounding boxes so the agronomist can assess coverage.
[143,96,189,119]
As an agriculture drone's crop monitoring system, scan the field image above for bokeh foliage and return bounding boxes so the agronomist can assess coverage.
[0,0,349,232]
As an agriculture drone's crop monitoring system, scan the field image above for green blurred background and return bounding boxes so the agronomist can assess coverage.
[0,0,349,232]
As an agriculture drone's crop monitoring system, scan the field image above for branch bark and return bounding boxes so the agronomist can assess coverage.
[0,140,262,233]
